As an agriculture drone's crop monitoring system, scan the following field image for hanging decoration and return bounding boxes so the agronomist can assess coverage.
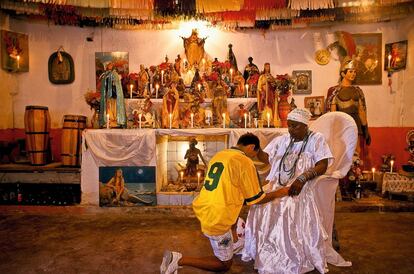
[289,0,334,10]
[196,0,243,13]
[48,46,75,84]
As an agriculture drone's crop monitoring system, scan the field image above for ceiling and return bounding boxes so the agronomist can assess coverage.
[1,0,413,30]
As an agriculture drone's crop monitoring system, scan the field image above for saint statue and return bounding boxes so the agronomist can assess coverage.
[227,44,238,71]
[212,79,230,126]
[99,62,126,128]
[162,81,180,128]
[257,63,277,124]
[184,138,207,177]
[326,59,370,165]
[137,64,149,97]
[181,29,207,67]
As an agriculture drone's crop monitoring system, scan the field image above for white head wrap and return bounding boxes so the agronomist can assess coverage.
[287,108,311,125]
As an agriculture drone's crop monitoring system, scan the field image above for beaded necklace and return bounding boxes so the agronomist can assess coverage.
[278,131,312,186]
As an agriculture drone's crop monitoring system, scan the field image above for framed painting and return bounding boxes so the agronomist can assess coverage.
[351,33,382,85]
[95,52,129,90]
[1,30,29,72]
[384,40,407,72]
[304,96,324,120]
[292,70,312,94]
[99,166,156,207]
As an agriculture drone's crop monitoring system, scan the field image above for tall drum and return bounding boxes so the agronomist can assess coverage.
[24,106,51,165]
[61,115,87,166]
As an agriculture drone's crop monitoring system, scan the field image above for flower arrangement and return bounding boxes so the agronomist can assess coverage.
[275,74,295,96]
[84,90,101,111]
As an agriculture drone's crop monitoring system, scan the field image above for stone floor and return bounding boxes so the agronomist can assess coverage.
[0,201,413,274]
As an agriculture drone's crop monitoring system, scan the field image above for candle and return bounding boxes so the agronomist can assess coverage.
[180,171,184,182]
[155,84,159,99]
[371,167,376,181]
[138,113,142,129]
[197,83,201,92]
[244,113,247,128]
[254,118,258,128]
[390,160,394,173]
[16,55,20,70]
[197,171,201,188]
[161,70,164,85]
[245,84,249,98]
[190,113,194,128]
[106,114,110,129]
[130,84,133,99]
[267,112,270,128]
[387,54,391,69]
[248,112,251,127]
[229,68,233,82]
[169,113,172,129]
[222,113,226,128]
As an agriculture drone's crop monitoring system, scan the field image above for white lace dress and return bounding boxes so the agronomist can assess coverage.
[242,132,347,274]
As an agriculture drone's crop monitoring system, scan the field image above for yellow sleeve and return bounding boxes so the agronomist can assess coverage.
[239,161,265,205]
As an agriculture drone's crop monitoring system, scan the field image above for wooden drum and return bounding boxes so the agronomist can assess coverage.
[61,115,87,166]
[24,106,51,165]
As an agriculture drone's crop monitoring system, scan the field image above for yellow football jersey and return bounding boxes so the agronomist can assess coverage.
[193,148,264,236]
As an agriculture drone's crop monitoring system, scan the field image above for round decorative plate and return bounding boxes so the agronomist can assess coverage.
[315,49,331,65]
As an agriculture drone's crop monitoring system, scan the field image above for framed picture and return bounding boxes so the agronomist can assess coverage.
[1,30,29,72]
[48,50,75,84]
[292,70,312,94]
[304,96,324,119]
[99,166,156,207]
[95,52,129,90]
[384,40,408,72]
[351,33,382,85]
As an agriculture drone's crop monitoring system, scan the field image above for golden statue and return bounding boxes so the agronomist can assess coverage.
[181,29,207,67]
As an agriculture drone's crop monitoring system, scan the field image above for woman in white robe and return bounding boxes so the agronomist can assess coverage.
[242,108,349,274]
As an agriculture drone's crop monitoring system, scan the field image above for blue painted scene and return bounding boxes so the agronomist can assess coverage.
[99,166,156,207]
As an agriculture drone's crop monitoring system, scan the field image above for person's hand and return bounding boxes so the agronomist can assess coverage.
[288,179,306,196]
[277,186,290,197]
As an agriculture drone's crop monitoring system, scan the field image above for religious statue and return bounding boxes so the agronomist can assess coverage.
[403,130,414,172]
[212,79,230,126]
[257,63,277,126]
[138,64,149,97]
[326,59,371,165]
[99,62,126,128]
[232,70,246,97]
[184,138,207,177]
[182,104,205,129]
[174,54,182,76]
[162,81,180,128]
[181,29,207,67]
[243,56,260,97]
[227,44,238,71]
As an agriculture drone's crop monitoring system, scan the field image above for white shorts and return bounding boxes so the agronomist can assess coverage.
[204,230,233,261]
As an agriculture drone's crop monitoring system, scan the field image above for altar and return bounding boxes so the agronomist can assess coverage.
[81,128,287,206]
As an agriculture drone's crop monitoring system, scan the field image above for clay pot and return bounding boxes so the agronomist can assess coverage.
[278,94,290,128]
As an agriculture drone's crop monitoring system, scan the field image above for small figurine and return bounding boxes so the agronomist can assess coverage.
[161,81,180,128]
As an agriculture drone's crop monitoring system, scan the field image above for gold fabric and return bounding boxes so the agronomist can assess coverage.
[196,0,244,13]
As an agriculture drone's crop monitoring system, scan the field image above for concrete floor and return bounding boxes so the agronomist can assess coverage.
[0,206,413,274]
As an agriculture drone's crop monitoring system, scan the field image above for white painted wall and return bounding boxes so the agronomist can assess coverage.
[4,15,413,128]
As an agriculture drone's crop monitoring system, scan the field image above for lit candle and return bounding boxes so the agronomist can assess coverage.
[387,54,391,69]
[229,68,233,82]
[180,171,184,182]
[371,167,376,181]
[169,113,172,129]
[106,114,110,129]
[155,84,159,99]
[267,112,270,128]
[245,84,249,98]
[254,118,258,128]
[202,58,205,65]
[222,113,226,128]
[197,83,201,92]
[244,113,247,128]
[190,113,194,128]
[390,160,394,173]
[197,171,201,188]
[16,55,20,70]
[130,84,133,99]
[138,113,142,129]
[161,70,164,85]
